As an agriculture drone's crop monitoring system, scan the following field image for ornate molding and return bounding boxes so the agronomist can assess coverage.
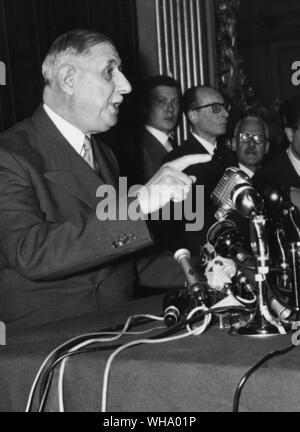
[215,0,268,117]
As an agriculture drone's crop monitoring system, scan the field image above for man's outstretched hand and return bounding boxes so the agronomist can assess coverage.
[137,154,211,214]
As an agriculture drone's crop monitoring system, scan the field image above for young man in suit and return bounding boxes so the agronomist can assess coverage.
[0,29,210,328]
[138,75,181,183]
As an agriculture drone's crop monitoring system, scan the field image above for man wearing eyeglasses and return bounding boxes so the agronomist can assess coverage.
[164,85,237,254]
[232,116,270,177]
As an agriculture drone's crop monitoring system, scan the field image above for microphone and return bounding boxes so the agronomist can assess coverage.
[254,180,300,242]
[173,249,209,305]
[162,289,190,327]
[207,220,253,263]
[207,220,256,293]
[211,167,264,219]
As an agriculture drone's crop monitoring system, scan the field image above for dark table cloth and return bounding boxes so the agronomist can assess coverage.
[0,295,299,412]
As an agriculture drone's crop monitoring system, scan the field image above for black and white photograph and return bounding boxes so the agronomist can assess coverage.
[0,0,300,415]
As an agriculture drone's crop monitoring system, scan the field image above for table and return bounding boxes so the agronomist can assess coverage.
[0,295,299,412]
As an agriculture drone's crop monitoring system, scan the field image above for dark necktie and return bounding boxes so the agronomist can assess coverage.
[167,134,177,150]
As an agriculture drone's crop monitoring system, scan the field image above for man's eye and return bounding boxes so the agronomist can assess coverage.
[103,67,114,81]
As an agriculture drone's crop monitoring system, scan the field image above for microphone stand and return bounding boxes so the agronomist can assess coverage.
[283,204,300,311]
[233,214,286,336]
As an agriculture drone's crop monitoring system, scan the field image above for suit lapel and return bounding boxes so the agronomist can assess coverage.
[91,136,118,187]
[31,106,108,210]
[144,129,168,158]
[185,134,210,154]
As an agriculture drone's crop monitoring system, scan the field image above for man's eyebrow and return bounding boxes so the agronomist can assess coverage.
[106,58,122,68]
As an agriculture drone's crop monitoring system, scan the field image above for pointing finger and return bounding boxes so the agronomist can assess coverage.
[165,154,212,172]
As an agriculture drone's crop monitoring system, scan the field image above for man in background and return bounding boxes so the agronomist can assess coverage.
[232,116,269,178]
[164,85,237,254]
[137,75,181,183]
[253,96,300,210]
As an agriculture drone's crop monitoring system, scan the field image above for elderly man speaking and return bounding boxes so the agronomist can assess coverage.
[0,29,210,329]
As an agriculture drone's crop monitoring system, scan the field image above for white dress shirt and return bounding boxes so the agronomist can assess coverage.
[43,103,86,155]
[145,125,173,152]
[191,131,216,156]
[287,146,300,177]
[238,163,255,178]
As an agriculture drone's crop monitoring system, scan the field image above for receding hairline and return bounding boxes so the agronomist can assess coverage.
[42,29,117,84]
[235,116,269,139]
[182,85,223,114]
[195,86,223,101]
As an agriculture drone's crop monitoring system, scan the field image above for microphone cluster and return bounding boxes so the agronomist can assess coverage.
[209,168,300,334]
[162,249,210,327]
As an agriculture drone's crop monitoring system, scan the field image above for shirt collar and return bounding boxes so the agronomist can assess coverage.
[287,146,300,177]
[43,103,85,155]
[191,131,216,155]
[238,163,255,178]
[145,125,170,146]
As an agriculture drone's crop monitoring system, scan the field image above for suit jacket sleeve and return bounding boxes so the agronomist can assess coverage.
[0,146,152,281]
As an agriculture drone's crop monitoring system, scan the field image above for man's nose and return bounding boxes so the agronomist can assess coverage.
[166,102,175,112]
[247,139,257,148]
[221,106,229,117]
[118,71,132,94]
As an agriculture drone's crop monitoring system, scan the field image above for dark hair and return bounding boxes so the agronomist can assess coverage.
[181,85,219,115]
[47,28,112,57]
[140,75,181,106]
[280,95,300,130]
[181,86,200,115]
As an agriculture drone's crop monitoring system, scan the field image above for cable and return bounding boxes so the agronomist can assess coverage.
[185,306,212,335]
[26,314,163,412]
[38,345,120,412]
[57,314,163,412]
[265,278,299,314]
[29,304,251,412]
[236,294,257,304]
[101,318,209,412]
[39,305,252,411]
[233,344,295,412]
[101,306,251,412]
[38,322,187,412]
[36,315,161,410]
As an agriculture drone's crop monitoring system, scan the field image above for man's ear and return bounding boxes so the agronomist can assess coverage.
[285,127,294,144]
[265,140,270,154]
[187,110,197,125]
[231,137,237,151]
[57,63,77,95]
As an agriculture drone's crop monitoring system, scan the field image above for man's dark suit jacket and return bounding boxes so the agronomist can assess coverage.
[0,107,153,329]
[139,128,170,183]
[164,133,238,254]
[253,150,300,190]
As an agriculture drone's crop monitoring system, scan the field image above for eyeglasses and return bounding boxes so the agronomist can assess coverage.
[238,132,265,144]
[192,102,230,114]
